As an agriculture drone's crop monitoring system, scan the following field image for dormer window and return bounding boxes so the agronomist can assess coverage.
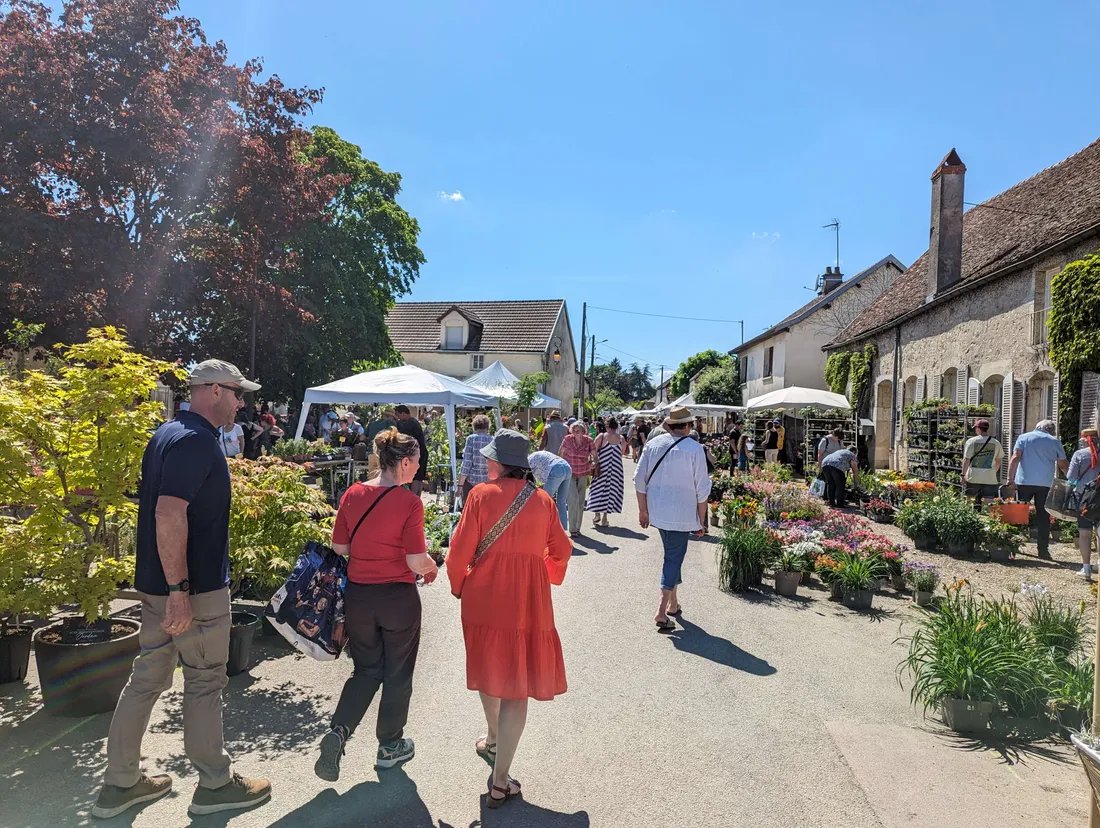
[444,324,463,350]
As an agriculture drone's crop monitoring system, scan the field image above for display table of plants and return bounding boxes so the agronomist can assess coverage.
[710,466,912,614]
[903,400,995,489]
[800,407,856,475]
[895,491,1026,561]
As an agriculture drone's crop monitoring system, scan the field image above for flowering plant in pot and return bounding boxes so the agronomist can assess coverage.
[814,553,843,599]
[982,519,1023,563]
[896,497,937,549]
[0,328,185,714]
[881,549,906,589]
[903,562,939,606]
[867,498,895,523]
[774,549,807,597]
[721,495,759,528]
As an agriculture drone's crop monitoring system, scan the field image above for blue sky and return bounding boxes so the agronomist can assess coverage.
[183,0,1100,386]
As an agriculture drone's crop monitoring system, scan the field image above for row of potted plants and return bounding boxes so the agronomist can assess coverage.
[896,492,1026,561]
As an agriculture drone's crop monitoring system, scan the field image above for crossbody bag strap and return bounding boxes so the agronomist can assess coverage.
[646,436,690,486]
[471,483,537,568]
[348,485,398,543]
[971,436,993,463]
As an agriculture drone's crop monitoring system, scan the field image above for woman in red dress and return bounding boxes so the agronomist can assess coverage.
[447,429,572,808]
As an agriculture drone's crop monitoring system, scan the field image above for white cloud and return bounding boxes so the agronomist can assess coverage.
[752,231,781,243]
[439,190,464,202]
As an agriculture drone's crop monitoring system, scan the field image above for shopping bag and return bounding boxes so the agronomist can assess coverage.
[266,541,348,661]
[1047,477,1081,522]
[810,478,826,498]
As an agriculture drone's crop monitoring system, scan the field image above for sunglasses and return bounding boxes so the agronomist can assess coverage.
[205,383,245,400]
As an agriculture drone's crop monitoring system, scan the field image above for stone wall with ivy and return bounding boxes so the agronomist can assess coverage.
[824,343,877,416]
[1050,252,1100,453]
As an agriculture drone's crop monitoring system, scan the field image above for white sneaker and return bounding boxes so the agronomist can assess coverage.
[1077,566,1093,580]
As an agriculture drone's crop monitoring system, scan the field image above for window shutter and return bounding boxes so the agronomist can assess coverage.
[956,366,969,406]
[1082,371,1100,432]
[967,377,980,407]
[1001,373,1015,481]
[1051,374,1060,434]
[916,376,926,402]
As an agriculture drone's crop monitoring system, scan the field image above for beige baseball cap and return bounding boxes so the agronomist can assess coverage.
[188,359,261,391]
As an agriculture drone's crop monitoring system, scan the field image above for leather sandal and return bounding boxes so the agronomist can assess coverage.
[486,775,521,809]
[475,735,496,765]
[656,618,676,633]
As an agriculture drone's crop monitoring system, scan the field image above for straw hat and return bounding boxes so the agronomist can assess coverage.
[665,405,694,425]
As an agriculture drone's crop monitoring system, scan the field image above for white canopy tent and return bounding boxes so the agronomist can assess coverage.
[657,392,745,417]
[463,360,561,409]
[744,386,851,413]
[293,365,500,485]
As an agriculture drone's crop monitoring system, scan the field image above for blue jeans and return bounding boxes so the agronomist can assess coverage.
[658,528,691,590]
[543,463,571,529]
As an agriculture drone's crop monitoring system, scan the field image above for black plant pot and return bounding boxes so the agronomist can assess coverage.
[0,626,33,684]
[227,611,260,677]
[34,619,140,717]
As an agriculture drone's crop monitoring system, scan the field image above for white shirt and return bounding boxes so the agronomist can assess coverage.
[220,423,244,457]
[634,432,712,532]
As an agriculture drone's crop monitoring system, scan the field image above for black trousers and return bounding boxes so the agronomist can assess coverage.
[1016,485,1052,556]
[822,466,847,507]
[332,582,422,745]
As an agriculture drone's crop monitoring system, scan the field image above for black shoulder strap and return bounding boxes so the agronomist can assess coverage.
[972,436,993,459]
[348,485,398,543]
[646,436,690,486]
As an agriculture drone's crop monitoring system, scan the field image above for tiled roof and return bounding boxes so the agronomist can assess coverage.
[387,300,566,353]
[735,255,905,352]
[833,137,1100,345]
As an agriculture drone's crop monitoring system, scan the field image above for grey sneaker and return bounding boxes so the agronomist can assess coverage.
[314,730,345,782]
[188,773,271,816]
[91,774,172,819]
[376,737,415,769]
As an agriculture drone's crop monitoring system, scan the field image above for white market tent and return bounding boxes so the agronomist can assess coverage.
[463,360,561,408]
[657,392,746,417]
[744,386,851,413]
[293,365,500,485]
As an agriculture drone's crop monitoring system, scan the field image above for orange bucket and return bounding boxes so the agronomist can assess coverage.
[990,502,1030,526]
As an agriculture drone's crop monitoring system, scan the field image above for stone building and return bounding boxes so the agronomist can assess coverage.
[826,140,1100,470]
[734,256,905,402]
[385,300,580,412]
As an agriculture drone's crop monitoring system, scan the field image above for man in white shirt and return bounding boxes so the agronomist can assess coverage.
[634,406,711,633]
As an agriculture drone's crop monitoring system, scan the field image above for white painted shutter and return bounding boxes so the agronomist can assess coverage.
[967,377,980,407]
[1051,374,1060,434]
[956,366,969,405]
[1001,373,1015,481]
[916,376,926,402]
[1081,371,1100,432]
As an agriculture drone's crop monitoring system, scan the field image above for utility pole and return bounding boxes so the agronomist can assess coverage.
[578,302,587,419]
[739,320,744,344]
[589,334,597,416]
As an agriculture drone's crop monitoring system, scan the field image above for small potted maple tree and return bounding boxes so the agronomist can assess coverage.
[0,327,183,715]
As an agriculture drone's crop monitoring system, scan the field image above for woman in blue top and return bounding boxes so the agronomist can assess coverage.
[1069,428,1100,580]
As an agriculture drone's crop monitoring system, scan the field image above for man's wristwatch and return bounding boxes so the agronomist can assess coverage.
[167,579,190,594]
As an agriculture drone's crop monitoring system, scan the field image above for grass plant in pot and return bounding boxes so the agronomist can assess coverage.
[716,525,780,593]
[982,518,1023,563]
[896,496,937,550]
[903,562,939,606]
[0,328,184,715]
[774,549,806,598]
[936,496,984,555]
[837,553,883,612]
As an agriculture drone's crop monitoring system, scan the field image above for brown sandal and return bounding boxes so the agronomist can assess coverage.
[486,775,521,809]
[475,735,496,765]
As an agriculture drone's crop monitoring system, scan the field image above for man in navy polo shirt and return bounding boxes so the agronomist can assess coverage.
[94,360,272,820]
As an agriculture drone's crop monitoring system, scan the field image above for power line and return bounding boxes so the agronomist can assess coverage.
[587,304,744,324]
[599,342,665,366]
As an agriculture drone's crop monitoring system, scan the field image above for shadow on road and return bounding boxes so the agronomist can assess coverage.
[476,798,591,827]
[571,535,617,555]
[665,618,776,676]
[597,525,648,541]
[935,725,1074,768]
[262,767,435,828]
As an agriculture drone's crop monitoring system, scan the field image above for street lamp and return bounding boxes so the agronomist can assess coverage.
[550,336,562,363]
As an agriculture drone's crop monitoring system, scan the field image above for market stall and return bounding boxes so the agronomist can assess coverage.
[463,360,561,409]
[745,387,853,470]
[293,365,500,485]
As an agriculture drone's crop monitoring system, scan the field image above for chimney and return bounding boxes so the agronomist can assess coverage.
[927,148,966,299]
[819,265,843,295]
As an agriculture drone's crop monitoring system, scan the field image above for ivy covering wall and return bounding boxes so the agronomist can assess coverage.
[1049,252,1100,452]
[825,344,877,413]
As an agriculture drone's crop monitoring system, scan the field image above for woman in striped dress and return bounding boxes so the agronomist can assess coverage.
[586,417,625,527]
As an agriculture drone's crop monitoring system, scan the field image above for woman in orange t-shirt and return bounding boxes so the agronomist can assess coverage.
[314,428,438,783]
[447,429,572,808]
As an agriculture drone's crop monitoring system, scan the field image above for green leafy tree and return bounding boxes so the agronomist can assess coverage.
[0,327,185,622]
[585,358,654,402]
[588,388,625,417]
[694,360,741,405]
[671,350,731,397]
[515,371,552,409]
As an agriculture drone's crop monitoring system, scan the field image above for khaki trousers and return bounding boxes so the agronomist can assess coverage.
[104,588,233,790]
[567,475,589,533]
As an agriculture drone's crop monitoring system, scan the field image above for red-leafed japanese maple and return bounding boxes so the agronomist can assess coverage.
[0,0,341,363]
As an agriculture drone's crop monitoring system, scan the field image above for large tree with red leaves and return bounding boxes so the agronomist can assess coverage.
[0,0,342,373]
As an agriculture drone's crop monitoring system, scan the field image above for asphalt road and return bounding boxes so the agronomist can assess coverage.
[0,460,1090,828]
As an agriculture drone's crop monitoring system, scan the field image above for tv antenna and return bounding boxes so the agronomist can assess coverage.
[823,218,840,269]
